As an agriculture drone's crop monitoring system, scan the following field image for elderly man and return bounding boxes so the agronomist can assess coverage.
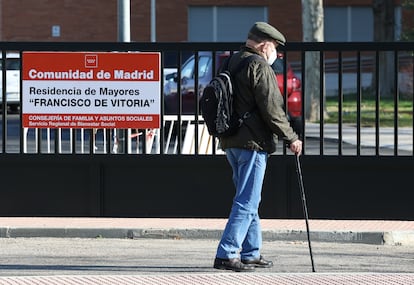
[213,22,302,272]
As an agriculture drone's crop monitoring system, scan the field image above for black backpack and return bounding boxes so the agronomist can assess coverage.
[200,55,256,138]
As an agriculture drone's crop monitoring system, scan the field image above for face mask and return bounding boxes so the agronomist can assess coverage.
[267,49,277,65]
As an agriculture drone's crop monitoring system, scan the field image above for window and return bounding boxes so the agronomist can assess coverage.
[188,6,268,42]
[324,7,374,41]
[325,6,402,41]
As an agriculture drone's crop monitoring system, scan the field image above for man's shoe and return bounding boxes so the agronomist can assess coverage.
[214,257,255,272]
[242,255,273,268]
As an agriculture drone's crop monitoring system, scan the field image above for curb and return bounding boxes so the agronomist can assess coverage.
[383,231,414,246]
[1,227,409,245]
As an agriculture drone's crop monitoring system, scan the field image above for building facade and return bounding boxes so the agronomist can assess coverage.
[0,0,412,42]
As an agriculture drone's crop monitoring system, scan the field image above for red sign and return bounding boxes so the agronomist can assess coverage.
[22,52,161,129]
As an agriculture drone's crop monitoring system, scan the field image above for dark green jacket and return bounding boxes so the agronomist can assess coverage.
[219,46,299,154]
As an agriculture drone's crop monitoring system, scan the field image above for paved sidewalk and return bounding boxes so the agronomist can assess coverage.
[306,123,413,152]
[1,217,413,245]
[1,217,413,285]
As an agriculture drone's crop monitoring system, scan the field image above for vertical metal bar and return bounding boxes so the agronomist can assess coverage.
[283,51,288,112]
[142,129,147,154]
[54,129,59,154]
[19,51,24,154]
[177,51,182,154]
[1,50,6,153]
[37,129,41,153]
[160,50,165,154]
[116,0,130,155]
[283,51,289,155]
[211,50,218,155]
[121,127,128,154]
[89,129,95,154]
[282,50,288,155]
[319,51,324,155]
[338,51,343,156]
[375,51,380,156]
[393,50,399,156]
[356,51,361,156]
[71,129,76,154]
[150,0,156,42]
[193,51,199,155]
[301,51,306,155]
[117,0,131,42]
[106,129,111,154]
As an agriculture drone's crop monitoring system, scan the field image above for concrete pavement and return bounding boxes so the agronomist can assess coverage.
[0,218,414,284]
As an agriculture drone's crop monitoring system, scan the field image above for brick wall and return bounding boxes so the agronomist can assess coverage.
[0,0,412,42]
[0,0,302,42]
[1,0,117,41]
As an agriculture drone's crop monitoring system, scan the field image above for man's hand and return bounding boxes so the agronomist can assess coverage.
[289,139,302,155]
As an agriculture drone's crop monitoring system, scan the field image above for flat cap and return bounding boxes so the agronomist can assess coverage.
[249,22,286,46]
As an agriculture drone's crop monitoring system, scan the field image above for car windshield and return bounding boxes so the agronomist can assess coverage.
[198,56,211,78]
[181,55,211,79]
[181,58,194,79]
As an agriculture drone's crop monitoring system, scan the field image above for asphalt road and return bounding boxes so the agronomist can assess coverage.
[0,238,412,276]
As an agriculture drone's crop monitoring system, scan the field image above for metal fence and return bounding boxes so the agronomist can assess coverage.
[0,42,413,156]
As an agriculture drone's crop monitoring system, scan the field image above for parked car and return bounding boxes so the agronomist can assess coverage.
[163,51,194,84]
[0,52,20,112]
[164,52,303,136]
[164,51,225,115]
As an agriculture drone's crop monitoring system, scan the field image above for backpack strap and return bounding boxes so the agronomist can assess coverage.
[226,54,262,125]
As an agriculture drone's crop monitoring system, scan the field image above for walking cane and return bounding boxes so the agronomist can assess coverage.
[294,154,316,272]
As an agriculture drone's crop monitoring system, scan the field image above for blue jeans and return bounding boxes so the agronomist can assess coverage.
[216,148,268,260]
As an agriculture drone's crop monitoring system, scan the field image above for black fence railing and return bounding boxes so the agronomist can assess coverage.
[0,42,412,156]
